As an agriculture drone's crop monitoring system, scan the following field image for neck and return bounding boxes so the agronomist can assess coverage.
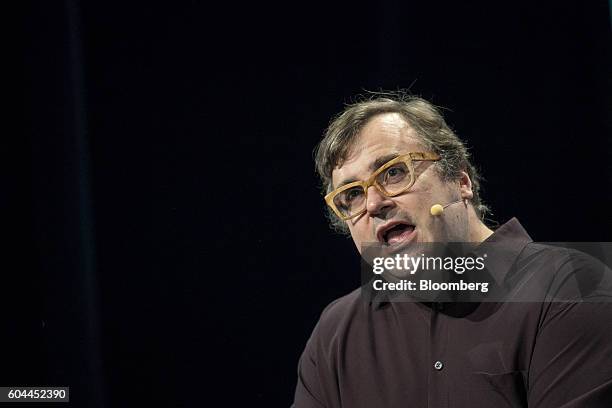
[467,208,494,243]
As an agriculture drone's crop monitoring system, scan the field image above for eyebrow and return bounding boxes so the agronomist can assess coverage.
[335,152,401,189]
[370,153,400,172]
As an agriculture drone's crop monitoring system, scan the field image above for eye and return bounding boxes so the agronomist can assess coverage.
[335,187,365,211]
[383,165,407,184]
[333,186,366,215]
[345,188,364,203]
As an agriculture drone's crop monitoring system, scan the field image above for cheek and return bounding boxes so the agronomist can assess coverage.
[348,220,373,243]
[396,191,432,216]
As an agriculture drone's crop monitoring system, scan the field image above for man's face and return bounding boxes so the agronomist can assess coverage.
[331,113,473,254]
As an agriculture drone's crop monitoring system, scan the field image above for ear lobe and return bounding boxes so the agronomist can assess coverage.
[459,171,474,200]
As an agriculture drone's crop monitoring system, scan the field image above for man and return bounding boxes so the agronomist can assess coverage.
[292,93,612,407]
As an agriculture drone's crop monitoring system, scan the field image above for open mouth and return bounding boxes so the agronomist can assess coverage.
[380,223,416,245]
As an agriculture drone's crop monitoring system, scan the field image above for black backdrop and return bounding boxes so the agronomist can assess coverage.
[20,0,611,406]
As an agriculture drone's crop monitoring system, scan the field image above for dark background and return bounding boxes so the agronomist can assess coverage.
[19,0,611,406]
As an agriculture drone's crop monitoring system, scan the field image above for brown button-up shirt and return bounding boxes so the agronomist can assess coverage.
[293,218,612,407]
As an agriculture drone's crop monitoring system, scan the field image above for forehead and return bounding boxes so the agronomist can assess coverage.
[331,113,424,188]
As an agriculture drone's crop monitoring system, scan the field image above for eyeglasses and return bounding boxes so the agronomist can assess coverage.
[325,152,440,220]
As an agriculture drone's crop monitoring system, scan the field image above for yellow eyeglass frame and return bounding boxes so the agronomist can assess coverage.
[324,152,441,220]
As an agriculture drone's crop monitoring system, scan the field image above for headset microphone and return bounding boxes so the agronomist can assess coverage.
[430,200,465,216]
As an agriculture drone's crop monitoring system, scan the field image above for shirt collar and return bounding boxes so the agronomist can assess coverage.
[474,217,533,287]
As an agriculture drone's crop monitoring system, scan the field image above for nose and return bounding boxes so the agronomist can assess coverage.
[365,186,394,217]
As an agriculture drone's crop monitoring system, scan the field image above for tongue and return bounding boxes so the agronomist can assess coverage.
[387,225,415,244]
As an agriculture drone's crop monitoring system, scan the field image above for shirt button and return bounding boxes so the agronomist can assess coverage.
[434,361,444,370]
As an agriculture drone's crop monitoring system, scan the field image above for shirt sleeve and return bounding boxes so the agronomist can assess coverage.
[528,253,612,407]
[292,321,328,408]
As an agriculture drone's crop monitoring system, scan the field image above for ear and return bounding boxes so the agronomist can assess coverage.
[458,171,474,200]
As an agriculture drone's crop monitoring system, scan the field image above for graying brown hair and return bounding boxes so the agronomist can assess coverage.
[314,91,490,234]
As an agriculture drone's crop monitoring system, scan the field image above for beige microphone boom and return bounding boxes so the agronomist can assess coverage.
[430,200,463,216]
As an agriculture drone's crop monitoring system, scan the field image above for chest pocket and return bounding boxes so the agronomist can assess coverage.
[453,341,528,407]
[467,370,527,407]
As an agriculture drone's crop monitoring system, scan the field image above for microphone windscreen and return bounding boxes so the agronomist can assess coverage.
[430,204,444,216]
